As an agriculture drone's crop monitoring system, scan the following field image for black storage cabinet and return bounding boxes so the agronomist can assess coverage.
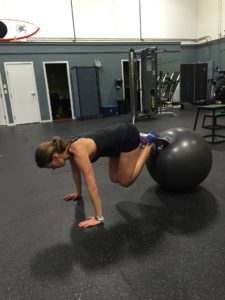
[180,63,208,105]
[71,66,101,119]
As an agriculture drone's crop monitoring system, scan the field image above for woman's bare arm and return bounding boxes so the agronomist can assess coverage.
[69,143,103,227]
[63,157,82,201]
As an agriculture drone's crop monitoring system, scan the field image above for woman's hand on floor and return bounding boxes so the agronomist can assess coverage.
[63,193,82,201]
[78,216,103,228]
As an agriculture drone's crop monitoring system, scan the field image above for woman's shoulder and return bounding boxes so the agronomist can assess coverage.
[69,138,91,154]
[69,138,83,150]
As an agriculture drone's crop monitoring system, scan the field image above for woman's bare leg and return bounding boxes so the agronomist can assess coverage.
[109,157,119,183]
[109,144,154,187]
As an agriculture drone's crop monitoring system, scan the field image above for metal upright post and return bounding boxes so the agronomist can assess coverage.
[129,48,138,124]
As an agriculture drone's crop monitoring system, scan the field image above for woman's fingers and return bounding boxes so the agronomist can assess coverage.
[78,217,102,228]
[63,193,81,201]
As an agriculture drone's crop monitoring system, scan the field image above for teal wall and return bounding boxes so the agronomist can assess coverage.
[180,38,225,74]
[157,50,181,74]
[196,39,225,72]
[0,41,181,124]
[2,39,224,124]
[180,45,197,64]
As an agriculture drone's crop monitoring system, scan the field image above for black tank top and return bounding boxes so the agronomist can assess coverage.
[71,123,140,163]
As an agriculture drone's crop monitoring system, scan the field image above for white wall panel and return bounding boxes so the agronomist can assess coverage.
[197,0,219,41]
[141,0,197,40]
[73,0,140,39]
[222,0,225,38]
[0,0,224,41]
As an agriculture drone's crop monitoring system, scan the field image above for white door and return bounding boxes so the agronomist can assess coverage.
[0,74,7,125]
[5,62,40,125]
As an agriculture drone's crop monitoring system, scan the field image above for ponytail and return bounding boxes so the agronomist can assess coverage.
[51,136,67,153]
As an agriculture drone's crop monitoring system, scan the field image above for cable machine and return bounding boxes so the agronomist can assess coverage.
[129,47,158,124]
[129,47,177,124]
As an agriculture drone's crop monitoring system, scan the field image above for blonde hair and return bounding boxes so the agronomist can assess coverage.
[35,136,70,168]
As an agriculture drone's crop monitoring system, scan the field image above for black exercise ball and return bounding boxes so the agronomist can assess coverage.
[146,128,213,191]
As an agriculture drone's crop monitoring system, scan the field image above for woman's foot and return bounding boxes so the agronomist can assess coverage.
[140,132,170,149]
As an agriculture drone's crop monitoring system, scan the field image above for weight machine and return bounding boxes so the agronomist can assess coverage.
[129,47,177,124]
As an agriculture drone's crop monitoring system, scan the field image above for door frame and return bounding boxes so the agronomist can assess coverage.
[4,61,41,125]
[0,73,8,126]
[43,61,75,121]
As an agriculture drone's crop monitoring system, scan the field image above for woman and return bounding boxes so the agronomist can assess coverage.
[35,123,168,228]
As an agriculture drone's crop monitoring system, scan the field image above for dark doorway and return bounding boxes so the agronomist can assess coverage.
[44,63,73,120]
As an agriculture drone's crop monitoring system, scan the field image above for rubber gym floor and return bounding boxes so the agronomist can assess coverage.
[0,105,225,300]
